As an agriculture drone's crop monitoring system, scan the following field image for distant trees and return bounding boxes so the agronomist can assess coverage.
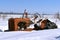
[2,14,7,20]
[0,14,7,20]
[55,12,60,20]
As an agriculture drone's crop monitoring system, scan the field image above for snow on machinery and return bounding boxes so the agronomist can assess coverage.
[8,10,58,31]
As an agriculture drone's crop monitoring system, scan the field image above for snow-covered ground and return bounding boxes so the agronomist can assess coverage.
[0,14,60,40]
[0,29,60,40]
[0,14,60,31]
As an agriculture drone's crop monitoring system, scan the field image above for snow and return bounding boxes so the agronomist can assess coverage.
[0,19,8,31]
[0,14,60,40]
[0,29,60,40]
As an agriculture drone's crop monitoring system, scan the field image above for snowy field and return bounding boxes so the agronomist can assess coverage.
[0,14,60,31]
[0,14,60,40]
[0,29,60,40]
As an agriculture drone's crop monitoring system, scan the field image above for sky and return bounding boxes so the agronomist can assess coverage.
[0,0,60,14]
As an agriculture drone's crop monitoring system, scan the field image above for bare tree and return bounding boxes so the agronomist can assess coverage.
[55,12,60,20]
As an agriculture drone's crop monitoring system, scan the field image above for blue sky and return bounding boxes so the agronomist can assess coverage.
[0,0,60,14]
